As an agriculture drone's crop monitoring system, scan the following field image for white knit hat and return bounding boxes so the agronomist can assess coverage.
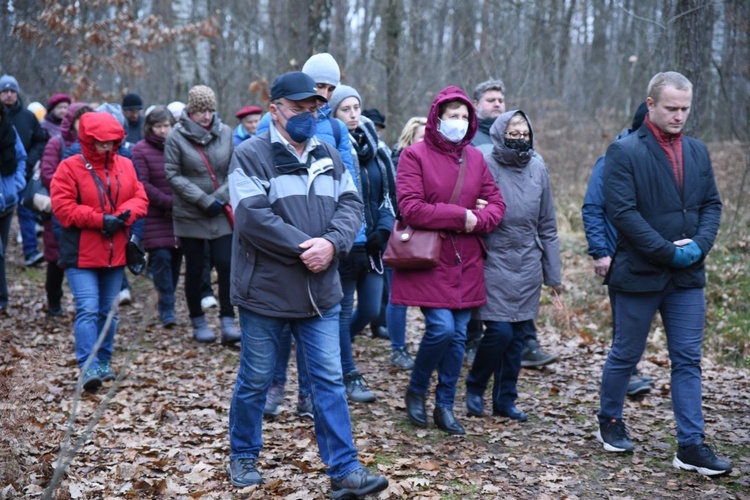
[302,53,340,87]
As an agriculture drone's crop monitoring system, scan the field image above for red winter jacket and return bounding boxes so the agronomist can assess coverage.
[51,112,148,269]
[390,86,506,309]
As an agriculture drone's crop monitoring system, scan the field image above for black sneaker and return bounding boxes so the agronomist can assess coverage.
[673,442,732,476]
[521,339,559,368]
[227,457,263,487]
[331,467,388,499]
[597,418,634,453]
[24,251,44,267]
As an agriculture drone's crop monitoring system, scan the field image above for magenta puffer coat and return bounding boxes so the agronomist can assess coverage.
[390,86,506,309]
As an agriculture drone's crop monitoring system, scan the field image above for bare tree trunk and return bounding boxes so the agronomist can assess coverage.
[673,0,715,137]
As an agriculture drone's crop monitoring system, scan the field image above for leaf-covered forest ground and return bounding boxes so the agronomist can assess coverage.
[2,220,749,499]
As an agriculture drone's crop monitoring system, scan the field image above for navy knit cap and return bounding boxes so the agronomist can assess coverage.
[122,93,143,110]
[631,102,649,131]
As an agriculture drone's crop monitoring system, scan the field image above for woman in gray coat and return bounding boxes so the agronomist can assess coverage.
[164,85,239,344]
[465,110,561,421]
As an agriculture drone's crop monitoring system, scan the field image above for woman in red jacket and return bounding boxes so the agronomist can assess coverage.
[391,86,505,435]
[51,112,148,390]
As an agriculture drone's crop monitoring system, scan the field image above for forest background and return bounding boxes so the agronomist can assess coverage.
[1,0,749,497]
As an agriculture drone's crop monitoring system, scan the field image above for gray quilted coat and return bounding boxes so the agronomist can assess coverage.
[164,114,234,239]
[477,110,561,322]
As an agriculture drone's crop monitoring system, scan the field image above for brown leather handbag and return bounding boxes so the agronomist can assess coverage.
[382,152,466,270]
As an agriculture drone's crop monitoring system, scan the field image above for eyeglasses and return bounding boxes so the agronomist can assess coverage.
[277,102,318,117]
[505,131,530,139]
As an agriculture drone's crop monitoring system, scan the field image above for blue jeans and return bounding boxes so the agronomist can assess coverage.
[229,304,361,480]
[272,324,311,396]
[65,266,124,367]
[466,320,527,409]
[599,284,706,446]
[17,204,39,258]
[339,248,384,375]
[0,209,13,308]
[409,308,471,409]
[149,248,183,322]
[384,267,407,351]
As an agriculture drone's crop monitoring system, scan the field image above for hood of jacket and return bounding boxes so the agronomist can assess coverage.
[77,111,125,165]
[60,102,89,144]
[490,109,535,167]
[176,113,225,146]
[424,86,477,156]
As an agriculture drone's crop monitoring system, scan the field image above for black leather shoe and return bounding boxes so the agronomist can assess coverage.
[405,389,427,428]
[493,405,528,422]
[466,392,484,417]
[434,407,466,435]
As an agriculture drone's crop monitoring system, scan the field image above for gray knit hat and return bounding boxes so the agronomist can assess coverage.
[302,53,340,87]
[329,85,361,115]
[187,85,217,114]
[0,75,20,93]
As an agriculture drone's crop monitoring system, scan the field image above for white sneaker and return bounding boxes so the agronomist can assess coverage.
[201,295,218,310]
[118,289,132,306]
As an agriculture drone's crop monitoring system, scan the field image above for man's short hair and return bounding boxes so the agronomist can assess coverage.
[472,79,505,102]
[647,72,692,103]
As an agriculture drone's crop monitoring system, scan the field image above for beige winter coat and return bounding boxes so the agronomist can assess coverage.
[164,114,233,239]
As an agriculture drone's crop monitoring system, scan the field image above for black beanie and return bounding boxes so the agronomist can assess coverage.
[122,93,143,110]
[631,102,648,131]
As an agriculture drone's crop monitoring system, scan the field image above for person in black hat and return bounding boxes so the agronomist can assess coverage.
[121,92,144,145]
[225,71,388,498]
[361,107,386,139]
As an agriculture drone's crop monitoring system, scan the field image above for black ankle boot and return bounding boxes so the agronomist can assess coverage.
[405,389,427,428]
[433,407,465,435]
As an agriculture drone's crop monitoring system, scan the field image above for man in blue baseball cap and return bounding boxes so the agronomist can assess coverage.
[225,71,388,498]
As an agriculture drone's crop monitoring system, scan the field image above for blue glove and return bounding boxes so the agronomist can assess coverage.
[671,241,702,268]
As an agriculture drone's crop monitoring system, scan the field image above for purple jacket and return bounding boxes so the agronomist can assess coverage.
[390,86,506,309]
[40,103,88,263]
[132,134,179,250]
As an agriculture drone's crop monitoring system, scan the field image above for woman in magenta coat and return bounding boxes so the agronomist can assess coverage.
[391,86,505,435]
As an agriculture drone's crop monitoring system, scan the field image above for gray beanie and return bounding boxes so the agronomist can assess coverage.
[302,53,340,87]
[95,103,127,130]
[329,85,361,115]
[0,75,20,93]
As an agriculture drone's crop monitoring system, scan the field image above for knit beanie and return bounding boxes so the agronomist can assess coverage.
[122,93,143,110]
[301,53,340,87]
[167,101,186,119]
[328,85,361,115]
[631,102,649,131]
[0,75,20,93]
[47,93,71,111]
[187,85,216,114]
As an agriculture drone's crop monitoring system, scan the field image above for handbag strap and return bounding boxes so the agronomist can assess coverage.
[448,150,467,205]
[192,143,220,190]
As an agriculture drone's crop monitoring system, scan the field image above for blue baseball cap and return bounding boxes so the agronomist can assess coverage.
[270,72,327,103]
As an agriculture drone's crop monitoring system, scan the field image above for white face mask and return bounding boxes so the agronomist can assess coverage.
[438,118,469,142]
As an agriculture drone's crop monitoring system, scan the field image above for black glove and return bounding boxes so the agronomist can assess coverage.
[365,229,390,256]
[117,209,131,223]
[205,200,225,217]
[102,214,125,237]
